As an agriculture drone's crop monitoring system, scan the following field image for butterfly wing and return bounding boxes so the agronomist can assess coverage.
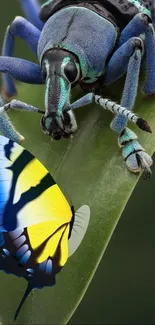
[0,135,72,232]
[68,205,90,257]
[27,221,70,265]
[0,135,90,321]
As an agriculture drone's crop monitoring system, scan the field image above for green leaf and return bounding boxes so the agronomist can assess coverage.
[0,81,155,324]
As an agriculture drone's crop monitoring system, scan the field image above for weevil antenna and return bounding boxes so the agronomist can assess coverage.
[14,283,34,321]
[95,96,152,133]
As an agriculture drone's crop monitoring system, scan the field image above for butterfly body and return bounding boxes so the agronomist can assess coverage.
[0,135,90,319]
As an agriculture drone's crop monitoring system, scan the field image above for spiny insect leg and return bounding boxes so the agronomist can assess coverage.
[18,0,44,30]
[0,57,43,143]
[115,12,155,95]
[104,35,152,174]
[0,96,24,144]
[109,44,142,132]
[2,17,40,98]
[118,128,152,177]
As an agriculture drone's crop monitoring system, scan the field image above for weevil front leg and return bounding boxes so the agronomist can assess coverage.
[0,98,44,143]
[104,37,152,175]
[0,56,44,143]
[0,96,25,144]
[2,16,41,97]
[18,0,44,30]
[0,99,44,115]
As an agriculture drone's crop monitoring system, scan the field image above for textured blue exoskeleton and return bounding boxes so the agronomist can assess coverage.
[0,0,155,175]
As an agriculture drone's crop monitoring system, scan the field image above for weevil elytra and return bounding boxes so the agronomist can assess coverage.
[0,0,155,175]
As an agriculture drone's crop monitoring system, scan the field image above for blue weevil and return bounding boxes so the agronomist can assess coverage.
[0,0,154,175]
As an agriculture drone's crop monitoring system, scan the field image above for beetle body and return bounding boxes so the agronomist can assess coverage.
[0,0,154,174]
[40,0,153,26]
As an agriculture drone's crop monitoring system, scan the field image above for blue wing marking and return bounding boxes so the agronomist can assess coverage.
[19,250,31,265]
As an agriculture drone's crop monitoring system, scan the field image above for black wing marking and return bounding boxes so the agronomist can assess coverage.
[4,140,15,161]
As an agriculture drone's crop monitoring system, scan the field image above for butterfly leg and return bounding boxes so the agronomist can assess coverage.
[0,57,43,143]
[2,16,41,98]
[18,0,44,30]
[104,37,152,175]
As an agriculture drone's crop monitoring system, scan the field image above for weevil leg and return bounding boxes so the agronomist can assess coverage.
[0,96,44,144]
[104,37,143,87]
[2,17,41,97]
[116,13,152,48]
[2,99,44,114]
[118,128,152,176]
[18,0,44,30]
[0,57,44,143]
[152,0,155,25]
[104,37,143,134]
[104,38,153,175]
[115,13,155,95]
[143,23,155,94]
[0,96,24,144]
[105,38,143,132]
[0,57,43,84]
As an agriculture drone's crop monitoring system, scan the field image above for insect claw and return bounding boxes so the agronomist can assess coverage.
[20,136,25,144]
[135,151,153,179]
[0,103,10,114]
[143,167,152,180]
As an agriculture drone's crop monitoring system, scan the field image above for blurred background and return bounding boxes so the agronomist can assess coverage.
[1,1,155,324]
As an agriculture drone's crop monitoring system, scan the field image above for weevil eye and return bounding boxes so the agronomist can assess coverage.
[64,63,80,83]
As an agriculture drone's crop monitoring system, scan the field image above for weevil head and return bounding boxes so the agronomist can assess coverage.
[40,48,81,140]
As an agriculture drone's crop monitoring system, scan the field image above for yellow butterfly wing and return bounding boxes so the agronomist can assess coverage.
[14,158,72,228]
[27,221,70,266]
[0,135,72,232]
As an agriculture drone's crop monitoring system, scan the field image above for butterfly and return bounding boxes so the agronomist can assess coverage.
[0,135,90,320]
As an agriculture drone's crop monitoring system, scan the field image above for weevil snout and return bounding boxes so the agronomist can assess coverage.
[41,110,77,140]
[40,48,80,139]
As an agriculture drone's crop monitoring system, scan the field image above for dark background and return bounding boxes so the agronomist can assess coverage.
[1,1,155,324]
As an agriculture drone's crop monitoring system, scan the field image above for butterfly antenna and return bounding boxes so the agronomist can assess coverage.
[14,283,34,321]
